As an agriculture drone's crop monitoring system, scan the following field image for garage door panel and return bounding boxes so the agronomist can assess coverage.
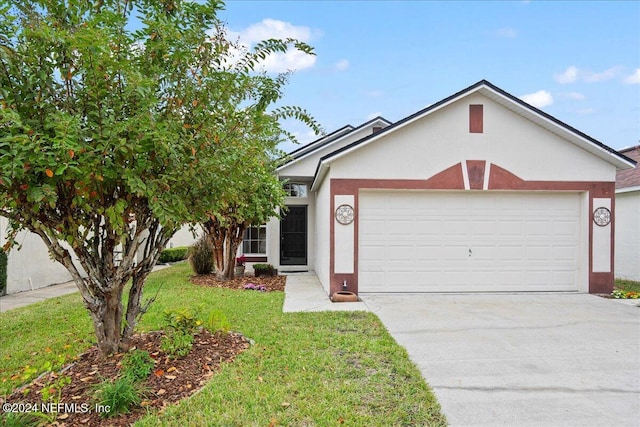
[359,191,582,293]
[525,245,552,261]
[499,221,523,237]
[444,220,468,235]
[552,245,578,261]
[553,220,578,236]
[472,220,498,235]
[414,245,443,259]
[525,221,551,237]
[497,245,524,260]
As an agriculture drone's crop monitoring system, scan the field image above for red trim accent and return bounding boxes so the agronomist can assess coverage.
[328,162,615,296]
[425,163,465,189]
[466,160,486,190]
[244,256,267,263]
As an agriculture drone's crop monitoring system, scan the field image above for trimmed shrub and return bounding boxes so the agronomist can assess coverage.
[0,251,7,295]
[158,246,189,264]
[121,350,155,382]
[188,237,214,275]
[253,263,276,277]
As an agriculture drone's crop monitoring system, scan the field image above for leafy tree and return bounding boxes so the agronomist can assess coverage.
[202,111,288,279]
[0,0,317,356]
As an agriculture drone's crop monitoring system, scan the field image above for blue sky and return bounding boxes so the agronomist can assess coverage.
[216,0,640,153]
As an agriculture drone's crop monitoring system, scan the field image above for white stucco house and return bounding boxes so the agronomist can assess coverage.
[265,80,635,297]
[1,80,635,297]
[614,145,640,281]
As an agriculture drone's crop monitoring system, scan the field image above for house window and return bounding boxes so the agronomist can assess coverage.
[243,225,266,254]
[284,183,308,197]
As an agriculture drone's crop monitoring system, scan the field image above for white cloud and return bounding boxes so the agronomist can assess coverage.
[334,59,349,71]
[583,65,623,83]
[554,66,579,84]
[562,92,586,101]
[495,27,517,38]
[520,90,554,108]
[554,65,624,84]
[229,19,319,73]
[366,112,382,121]
[623,68,640,84]
[239,18,316,44]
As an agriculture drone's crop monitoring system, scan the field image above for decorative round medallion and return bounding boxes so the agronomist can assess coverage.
[335,204,355,225]
[593,207,611,227]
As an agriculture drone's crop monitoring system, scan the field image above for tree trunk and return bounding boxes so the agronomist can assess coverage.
[89,286,125,356]
[203,217,226,275]
[220,222,247,280]
[30,215,175,357]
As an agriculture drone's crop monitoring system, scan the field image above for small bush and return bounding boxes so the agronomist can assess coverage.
[161,330,194,359]
[121,350,155,382]
[188,237,214,275]
[163,308,202,335]
[158,246,189,264]
[253,263,276,277]
[205,309,231,334]
[93,377,145,418]
[0,251,7,295]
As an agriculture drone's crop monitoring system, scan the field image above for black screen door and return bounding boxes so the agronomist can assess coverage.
[280,206,307,265]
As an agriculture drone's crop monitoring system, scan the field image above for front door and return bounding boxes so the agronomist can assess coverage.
[280,206,307,265]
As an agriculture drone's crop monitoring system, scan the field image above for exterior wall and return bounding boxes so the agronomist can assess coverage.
[0,217,77,294]
[329,93,615,183]
[321,93,619,296]
[279,122,388,179]
[167,225,201,249]
[314,177,331,292]
[615,191,640,281]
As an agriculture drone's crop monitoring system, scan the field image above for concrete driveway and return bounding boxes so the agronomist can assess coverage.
[361,293,640,427]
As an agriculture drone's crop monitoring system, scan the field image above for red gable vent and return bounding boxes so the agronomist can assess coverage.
[469,104,483,133]
[372,126,382,134]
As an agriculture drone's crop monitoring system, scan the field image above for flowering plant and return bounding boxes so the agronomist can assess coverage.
[236,255,246,266]
[243,283,267,292]
[612,288,639,299]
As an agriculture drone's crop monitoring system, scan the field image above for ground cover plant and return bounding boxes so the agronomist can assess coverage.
[0,264,446,426]
[613,278,640,299]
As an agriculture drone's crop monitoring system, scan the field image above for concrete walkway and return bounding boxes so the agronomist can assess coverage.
[282,272,369,312]
[0,281,78,312]
[0,265,171,313]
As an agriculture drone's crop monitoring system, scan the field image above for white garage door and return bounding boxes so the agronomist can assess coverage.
[359,191,584,292]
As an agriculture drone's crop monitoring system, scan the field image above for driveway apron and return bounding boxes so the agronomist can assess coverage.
[362,293,640,427]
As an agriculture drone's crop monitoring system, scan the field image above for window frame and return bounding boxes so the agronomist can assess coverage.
[283,182,308,198]
[242,225,267,255]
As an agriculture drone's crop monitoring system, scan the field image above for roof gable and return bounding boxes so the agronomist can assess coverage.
[278,116,391,178]
[312,80,636,189]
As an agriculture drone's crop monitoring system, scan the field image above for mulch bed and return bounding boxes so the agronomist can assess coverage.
[190,273,287,292]
[1,274,288,426]
[2,330,250,426]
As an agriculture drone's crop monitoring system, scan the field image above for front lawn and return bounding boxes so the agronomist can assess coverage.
[0,263,446,426]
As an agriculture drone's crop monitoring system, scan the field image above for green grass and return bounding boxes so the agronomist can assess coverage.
[615,278,640,294]
[0,263,446,426]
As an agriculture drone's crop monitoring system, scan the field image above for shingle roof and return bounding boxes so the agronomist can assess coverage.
[616,146,640,189]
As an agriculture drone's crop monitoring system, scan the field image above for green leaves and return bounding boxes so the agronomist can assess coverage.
[0,0,321,353]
